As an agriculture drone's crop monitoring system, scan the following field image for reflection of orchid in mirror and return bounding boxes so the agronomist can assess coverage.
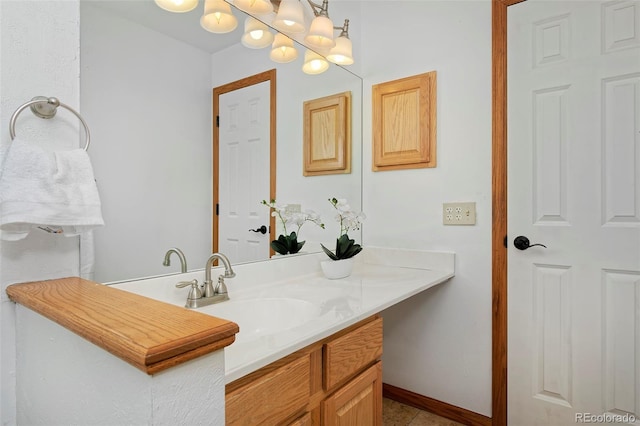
[321,197,365,260]
[261,199,324,255]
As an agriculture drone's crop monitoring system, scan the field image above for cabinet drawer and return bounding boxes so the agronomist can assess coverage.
[226,354,311,425]
[323,317,383,391]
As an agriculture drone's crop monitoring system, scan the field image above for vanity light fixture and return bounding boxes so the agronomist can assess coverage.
[326,19,353,65]
[269,33,298,63]
[302,49,329,74]
[153,0,355,71]
[272,0,306,34]
[200,0,238,33]
[232,0,273,15]
[270,0,355,68]
[241,16,274,48]
[304,0,334,49]
[154,0,199,13]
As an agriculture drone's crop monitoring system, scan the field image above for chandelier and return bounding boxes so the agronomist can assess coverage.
[154,0,354,74]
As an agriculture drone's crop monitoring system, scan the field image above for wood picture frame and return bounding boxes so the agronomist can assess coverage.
[372,71,437,171]
[303,91,352,176]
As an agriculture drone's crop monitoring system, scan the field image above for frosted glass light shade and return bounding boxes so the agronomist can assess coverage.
[233,0,273,15]
[241,17,274,49]
[326,35,354,65]
[302,50,329,74]
[305,15,335,49]
[272,0,305,34]
[270,33,298,63]
[200,0,238,33]
[155,0,198,12]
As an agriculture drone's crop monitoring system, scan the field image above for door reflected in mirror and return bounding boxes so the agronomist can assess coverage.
[80,0,362,283]
[215,73,274,263]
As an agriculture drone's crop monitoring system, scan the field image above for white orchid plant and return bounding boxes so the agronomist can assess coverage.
[261,199,324,255]
[321,198,366,260]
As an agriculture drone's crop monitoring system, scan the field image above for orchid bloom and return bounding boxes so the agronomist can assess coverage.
[261,200,324,236]
[328,197,365,236]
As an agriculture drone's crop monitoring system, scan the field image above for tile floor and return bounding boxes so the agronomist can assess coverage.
[382,398,464,426]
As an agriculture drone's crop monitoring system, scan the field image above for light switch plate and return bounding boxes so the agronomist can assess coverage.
[443,202,476,225]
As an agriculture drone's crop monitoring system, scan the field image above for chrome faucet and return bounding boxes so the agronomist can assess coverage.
[204,252,235,297]
[175,252,235,309]
[163,247,188,273]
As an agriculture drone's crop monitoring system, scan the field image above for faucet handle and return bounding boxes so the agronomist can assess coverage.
[175,279,198,288]
[215,276,229,295]
[175,279,202,301]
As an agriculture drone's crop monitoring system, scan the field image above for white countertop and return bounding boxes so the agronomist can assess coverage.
[111,247,454,384]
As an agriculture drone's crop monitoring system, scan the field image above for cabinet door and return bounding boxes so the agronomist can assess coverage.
[288,412,312,426]
[322,361,382,426]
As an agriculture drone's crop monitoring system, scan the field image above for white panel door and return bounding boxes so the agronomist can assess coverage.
[218,81,271,263]
[508,1,640,424]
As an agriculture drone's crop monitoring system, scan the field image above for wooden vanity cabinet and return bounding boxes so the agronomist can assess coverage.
[225,315,383,426]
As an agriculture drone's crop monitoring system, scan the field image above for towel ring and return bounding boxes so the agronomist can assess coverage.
[9,96,91,151]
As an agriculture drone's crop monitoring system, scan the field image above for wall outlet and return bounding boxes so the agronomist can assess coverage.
[285,204,301,213]
[443,202,476,225]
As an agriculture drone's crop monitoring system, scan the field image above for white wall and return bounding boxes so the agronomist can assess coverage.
[0,1,82,424]
[80,4,213,283]
[362,2,493,416]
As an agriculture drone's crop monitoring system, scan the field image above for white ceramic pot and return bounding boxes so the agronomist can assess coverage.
[320,257,355,280]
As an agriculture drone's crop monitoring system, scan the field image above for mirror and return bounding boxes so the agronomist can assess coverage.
[80,0,362,283]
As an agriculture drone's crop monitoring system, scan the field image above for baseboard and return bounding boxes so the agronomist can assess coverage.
[383,383,492,426]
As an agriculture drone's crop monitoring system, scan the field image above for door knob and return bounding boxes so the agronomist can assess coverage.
[249,225,268,234]
[513,236,547,250]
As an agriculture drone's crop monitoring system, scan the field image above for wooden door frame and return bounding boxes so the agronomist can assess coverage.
[492,1,525,425]
[212,69,277,256]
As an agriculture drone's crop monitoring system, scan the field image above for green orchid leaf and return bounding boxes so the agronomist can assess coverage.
[283,232,300,253]
[321,243,339,260]
[277,234,289,243]
[272,233,300,255]
[270,239,289,255]
[343,245,362,258]
[336,234,354,258]
[323,234,362,260]
[291,239,305,254]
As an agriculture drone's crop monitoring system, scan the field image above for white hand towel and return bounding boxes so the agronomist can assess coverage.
[0,137,104,241]
[80,230,96,280]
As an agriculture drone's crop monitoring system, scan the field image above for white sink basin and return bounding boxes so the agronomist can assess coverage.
[197,298,320,343]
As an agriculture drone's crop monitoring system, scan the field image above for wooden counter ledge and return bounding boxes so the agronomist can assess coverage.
[6,277,239,374]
